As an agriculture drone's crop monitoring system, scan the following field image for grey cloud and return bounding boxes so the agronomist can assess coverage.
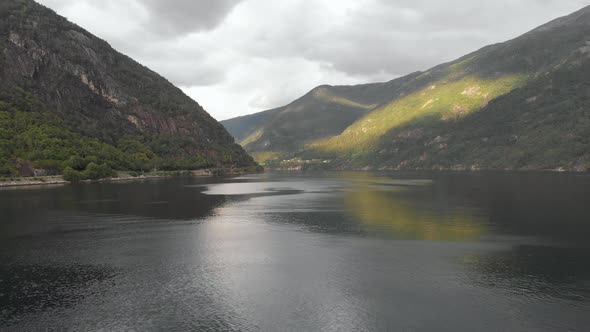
[42,0,245,39]
[151,61,227,86]
[242,0,590,78]
[140,0,243,35]
[36,0,590,119]
[36,0,68,9]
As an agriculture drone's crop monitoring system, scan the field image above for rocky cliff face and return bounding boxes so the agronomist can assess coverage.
[0,0,256,171]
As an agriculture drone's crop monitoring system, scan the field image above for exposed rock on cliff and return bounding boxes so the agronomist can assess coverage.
[0,0,256,176]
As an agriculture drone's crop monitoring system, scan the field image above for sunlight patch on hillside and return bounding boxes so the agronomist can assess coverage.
[308,74,528,156]
[240,129,263,147]
[250,151,284,164]
[314,88,378,110]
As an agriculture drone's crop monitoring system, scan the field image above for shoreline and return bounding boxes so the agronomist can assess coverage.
[0,176,68,188]
[261,166,590,175]
[5,167,586,189]
[0,167,263,188]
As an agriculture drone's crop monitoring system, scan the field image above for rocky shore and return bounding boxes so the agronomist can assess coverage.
[0,176,67,188]
[0,167,263,188]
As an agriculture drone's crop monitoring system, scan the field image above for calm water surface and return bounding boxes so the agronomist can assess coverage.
[1,172,589,331]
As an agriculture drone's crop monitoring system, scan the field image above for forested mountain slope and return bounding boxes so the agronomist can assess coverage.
[0,0,256,177]
[221,72,422,162]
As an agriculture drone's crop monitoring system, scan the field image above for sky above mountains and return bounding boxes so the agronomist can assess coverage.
[37,0,588,120]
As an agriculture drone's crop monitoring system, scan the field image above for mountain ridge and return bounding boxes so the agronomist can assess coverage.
[223,5,590,171]
[0,0,257,177]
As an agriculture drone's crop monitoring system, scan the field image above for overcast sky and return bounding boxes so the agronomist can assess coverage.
[37,0,588,120]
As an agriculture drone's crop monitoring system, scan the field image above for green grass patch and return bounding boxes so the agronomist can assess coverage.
[314,88,377,110]
[250,151,284,165]
[308,74,528,156]
[240,129,263,147]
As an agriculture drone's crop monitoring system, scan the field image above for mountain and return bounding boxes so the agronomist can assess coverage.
[221,72,422,162]
[0,0,257,178]
[223,5,590,171]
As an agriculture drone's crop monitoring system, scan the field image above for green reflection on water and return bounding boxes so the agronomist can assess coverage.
[343,176,487,241]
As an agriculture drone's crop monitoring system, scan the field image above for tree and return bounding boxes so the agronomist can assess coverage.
[62,166,82,182]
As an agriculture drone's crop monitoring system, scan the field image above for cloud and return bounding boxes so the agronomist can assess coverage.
[141,0,243,35]
[183,57,371,120]
[36,0,590,120]
[39,0,242,36]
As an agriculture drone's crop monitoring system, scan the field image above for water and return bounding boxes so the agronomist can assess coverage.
[1,171,589,331]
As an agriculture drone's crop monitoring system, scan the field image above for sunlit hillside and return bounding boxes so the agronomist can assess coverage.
[309,74,527,157]
[224,5,590,171]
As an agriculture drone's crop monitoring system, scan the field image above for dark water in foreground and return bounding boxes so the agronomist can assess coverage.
[1,172,589,331]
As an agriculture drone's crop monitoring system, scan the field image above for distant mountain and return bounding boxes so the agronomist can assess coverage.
[223,5,590,171]
[221,72,422,162]
[0,0,256,177]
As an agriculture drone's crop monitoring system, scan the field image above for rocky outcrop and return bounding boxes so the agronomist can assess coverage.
[0,0,256,167]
